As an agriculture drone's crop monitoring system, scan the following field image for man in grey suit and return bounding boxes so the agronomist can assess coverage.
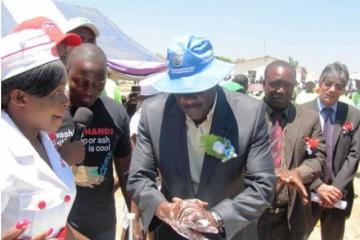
[304,62,360,240]
[257,61,326,240]
[127,35,276,240]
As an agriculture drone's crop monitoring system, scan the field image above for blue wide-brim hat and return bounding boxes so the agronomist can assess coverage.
[153,35,234,94]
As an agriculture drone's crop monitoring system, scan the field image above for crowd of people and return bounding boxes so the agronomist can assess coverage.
[1,15,360,240]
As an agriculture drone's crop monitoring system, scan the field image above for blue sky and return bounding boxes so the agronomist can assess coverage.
[60,0,360,74]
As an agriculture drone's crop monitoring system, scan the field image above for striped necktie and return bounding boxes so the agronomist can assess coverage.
[270,112,283,168]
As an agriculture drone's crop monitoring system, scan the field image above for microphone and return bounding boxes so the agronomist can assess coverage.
[70,107,93,142]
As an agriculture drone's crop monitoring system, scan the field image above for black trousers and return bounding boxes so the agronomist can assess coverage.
[257,207,291,240]
[309,203,347,240]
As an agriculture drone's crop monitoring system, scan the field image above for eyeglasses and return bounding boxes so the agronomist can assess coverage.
[322,81,345,91]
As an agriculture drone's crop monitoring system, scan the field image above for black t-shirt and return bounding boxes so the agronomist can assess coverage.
[53,96,131,237]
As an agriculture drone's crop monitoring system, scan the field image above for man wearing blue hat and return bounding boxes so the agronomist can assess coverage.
[127,35,276,240]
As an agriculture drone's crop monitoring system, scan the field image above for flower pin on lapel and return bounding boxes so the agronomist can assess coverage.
[342,121,353,134]
[201,134,237,162]
[304,137,319,156]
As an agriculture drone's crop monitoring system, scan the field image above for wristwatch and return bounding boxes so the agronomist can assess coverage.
[210,210,224,228]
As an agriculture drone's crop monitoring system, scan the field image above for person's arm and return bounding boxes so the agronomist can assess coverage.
[114,154,132,209]
[113,106,133,209]
[332,114,360,193]
[130,201,146,240]
[295,115,326,185]
[127,102,167,231]
[212,103,276,240]
[315,113,360,208]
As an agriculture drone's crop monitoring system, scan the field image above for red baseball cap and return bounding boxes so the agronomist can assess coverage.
[12,16,82,47]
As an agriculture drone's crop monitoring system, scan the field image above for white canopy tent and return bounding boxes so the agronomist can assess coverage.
[1,0,166,80]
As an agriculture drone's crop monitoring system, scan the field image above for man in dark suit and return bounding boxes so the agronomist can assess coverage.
[257,60,326,240]
[127,35,276,240]
[304,62,360,240]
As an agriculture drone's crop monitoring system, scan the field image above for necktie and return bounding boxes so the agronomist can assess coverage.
[270,112,283,168]
[322,107,334,183]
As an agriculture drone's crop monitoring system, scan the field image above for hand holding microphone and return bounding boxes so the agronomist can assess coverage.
[59,107,93,166]
[71,107,93,142]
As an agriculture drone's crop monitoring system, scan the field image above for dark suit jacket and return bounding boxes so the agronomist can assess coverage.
[127,87,276,240]
[265,103,325,240]
[304,100,360,216]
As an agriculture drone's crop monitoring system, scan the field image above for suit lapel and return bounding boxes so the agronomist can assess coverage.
[161,95,195,197]
[333,102,348,148]
[197,88,235,195]
[284,104,301,168]
[307,100,348,156]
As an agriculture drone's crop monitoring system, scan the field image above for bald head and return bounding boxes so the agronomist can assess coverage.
[66,43,107,107]
[67,43,107,69]
[264,60,296,81]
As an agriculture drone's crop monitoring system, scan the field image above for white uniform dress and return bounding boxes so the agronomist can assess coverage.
[0,111,76,239]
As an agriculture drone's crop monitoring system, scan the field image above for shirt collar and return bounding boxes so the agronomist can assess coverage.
[265,103,289,120]
[317,97,337,113]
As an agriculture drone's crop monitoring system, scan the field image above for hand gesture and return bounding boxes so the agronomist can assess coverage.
[276,168,309,204]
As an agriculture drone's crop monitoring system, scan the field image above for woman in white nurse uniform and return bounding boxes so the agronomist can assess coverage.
[1,20,81,239]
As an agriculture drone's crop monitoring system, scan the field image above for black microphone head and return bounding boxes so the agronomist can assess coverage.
[73,107,93,127]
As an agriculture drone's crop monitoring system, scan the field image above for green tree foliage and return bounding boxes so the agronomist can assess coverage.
[215,56,234,63]
[288,56,299,69]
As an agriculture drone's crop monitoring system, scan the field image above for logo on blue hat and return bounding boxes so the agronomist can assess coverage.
[153,35,234,94]
[172,54,183,67]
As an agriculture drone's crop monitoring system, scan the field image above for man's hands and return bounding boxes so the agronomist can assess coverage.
[173,198,218,234]
[276,168,309,204]
[58,139,85,166]
[155,198,219,240]
[315,183,343,208]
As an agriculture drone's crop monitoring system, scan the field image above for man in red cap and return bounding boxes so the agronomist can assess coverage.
[13,16,82,63]
[63,16,123,105]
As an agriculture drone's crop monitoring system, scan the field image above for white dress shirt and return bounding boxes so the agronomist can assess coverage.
[186,95,217,193]
[1,111,76,238]
[130,107,142,137]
